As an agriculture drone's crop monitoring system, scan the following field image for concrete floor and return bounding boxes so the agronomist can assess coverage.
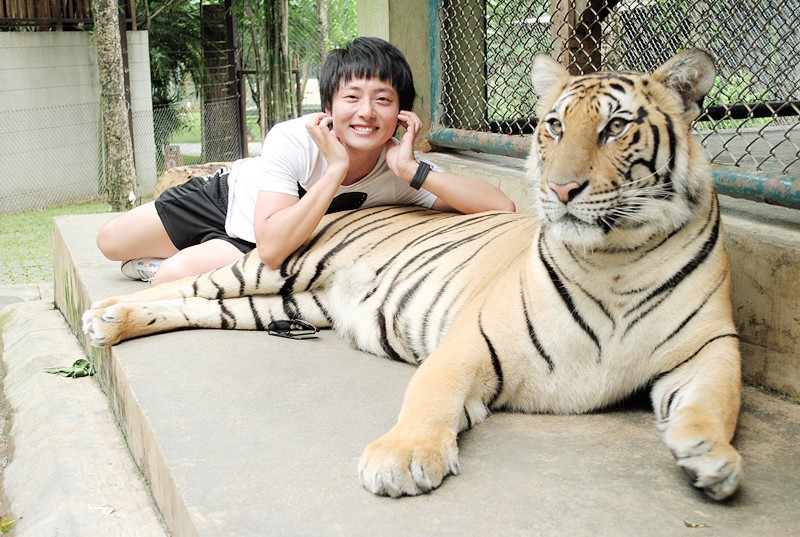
[2,213,798,537]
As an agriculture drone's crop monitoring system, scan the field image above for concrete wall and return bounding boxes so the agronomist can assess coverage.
[0,32,156,214]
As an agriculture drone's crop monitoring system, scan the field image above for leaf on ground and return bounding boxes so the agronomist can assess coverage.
[0,516,19,534]
[683,520,710,528]
[44,358,95,378]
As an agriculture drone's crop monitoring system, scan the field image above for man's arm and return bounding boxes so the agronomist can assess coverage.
[409,168,515,214]
[386,111,516,214]
[254,114,349,269]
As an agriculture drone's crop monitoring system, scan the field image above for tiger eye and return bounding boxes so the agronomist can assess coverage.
[546,118,563,138]
[606,118,628,136]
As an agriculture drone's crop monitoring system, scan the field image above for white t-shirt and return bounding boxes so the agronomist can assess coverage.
[224,115,438,244]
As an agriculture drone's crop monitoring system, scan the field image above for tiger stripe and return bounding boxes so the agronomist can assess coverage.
[479,316,504,408]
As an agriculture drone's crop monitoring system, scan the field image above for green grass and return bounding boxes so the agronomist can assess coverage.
[168,111,202,143]
[181,154,204,165]
[167,110,264,144]
[0,200,112,286]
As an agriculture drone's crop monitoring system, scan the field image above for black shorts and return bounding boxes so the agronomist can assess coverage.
[154,171,256,254]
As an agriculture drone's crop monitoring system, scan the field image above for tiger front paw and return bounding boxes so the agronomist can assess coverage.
[666,429,743,500]
[90,296,121,310]
[81,304,129,347]
[358,426,460,497]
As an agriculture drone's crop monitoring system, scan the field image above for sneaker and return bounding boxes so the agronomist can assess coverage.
[120,258,163,282]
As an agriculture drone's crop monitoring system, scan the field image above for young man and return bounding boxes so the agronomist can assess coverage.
[96,37,515,285]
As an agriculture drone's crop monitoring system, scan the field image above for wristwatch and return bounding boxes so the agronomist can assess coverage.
[410,162,433,190]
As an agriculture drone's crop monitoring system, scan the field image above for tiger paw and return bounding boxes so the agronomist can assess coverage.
[666,431,743,500]
[90,296,121,310]
[81,304,129,347]
[358,426,460,497]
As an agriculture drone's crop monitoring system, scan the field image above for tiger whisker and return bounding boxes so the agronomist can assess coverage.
[621,161,671,188]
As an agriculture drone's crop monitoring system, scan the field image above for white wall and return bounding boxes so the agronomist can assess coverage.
[0,31,156,213]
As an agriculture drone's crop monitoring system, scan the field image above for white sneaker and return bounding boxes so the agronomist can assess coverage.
[120,258,163,282]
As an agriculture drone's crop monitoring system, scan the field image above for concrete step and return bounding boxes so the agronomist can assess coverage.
[0,295,168,536]
[51,213,800,537]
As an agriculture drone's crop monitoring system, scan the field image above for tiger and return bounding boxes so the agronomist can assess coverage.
[82,49,742,501]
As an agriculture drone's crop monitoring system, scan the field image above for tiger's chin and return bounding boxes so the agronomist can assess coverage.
[545,216,607,249]
[547,209,694,252]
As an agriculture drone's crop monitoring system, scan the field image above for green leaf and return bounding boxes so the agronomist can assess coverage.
[44,358,95,378]
[0,516,19,534]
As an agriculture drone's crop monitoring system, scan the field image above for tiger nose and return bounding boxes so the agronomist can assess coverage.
[548,180,587,203]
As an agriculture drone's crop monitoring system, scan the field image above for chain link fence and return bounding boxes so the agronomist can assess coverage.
[0,103,100,215]
[0,103,158,215]
[437,0,800,178]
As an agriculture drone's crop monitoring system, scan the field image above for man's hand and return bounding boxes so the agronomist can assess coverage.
[306,112,349,177]
[385,110,423,182]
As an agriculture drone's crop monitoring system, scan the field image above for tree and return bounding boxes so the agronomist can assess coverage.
[200,0,241,161]
[236,0,357,137]
[94,0,137,211]
[264,0,292,129]
[317,0,329,66]
[138,0,204,170]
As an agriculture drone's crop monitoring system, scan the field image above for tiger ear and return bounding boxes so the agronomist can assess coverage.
[653,49,717,121]
[531,54,570,100]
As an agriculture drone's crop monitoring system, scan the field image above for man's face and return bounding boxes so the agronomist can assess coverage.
[328,77,400,154]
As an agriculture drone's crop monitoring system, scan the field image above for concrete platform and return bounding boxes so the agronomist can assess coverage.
[50,213,800,536]
[0,295,168,536]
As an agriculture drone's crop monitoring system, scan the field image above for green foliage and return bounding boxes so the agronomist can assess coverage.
[706,72,767,106]
[703,72,771,130]
[282,0,358,68]
[139,1,204,167]
[0,517,18,534]
[139,0,203,106]
[325,0,358,50]
[236,0,357,130]
[288,0,319,62]
[45,358,96,378]
[485,1,549,122]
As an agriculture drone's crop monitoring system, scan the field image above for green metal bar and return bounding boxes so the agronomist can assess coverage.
[428,0,444,125]
[428,128,800,209]
[428,127,530,158]
[711,167,800,210]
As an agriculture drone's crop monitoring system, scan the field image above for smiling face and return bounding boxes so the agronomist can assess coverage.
[328,77,400,155]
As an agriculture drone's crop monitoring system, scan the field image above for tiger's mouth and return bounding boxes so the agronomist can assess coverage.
[544,212,607,246]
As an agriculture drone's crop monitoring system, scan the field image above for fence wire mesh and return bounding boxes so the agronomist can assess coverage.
[437,0,800,177]
[0,103,100,215]
[0,103,159,215]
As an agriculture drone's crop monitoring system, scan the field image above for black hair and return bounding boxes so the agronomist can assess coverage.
[319,36,417,113]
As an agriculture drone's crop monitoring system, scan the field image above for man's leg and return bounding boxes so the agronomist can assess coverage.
[96,201,179,261]
[150,238,246,285]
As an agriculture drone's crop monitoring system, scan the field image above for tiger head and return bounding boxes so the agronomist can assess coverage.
[527,50,717,249]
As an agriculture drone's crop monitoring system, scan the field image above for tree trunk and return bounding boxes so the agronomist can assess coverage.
[264,0,291,129]
[316,0,329,67]
[200,2,241,162]
[245,3,268,140]
[93,0,137,211]
[550,0,621,74]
